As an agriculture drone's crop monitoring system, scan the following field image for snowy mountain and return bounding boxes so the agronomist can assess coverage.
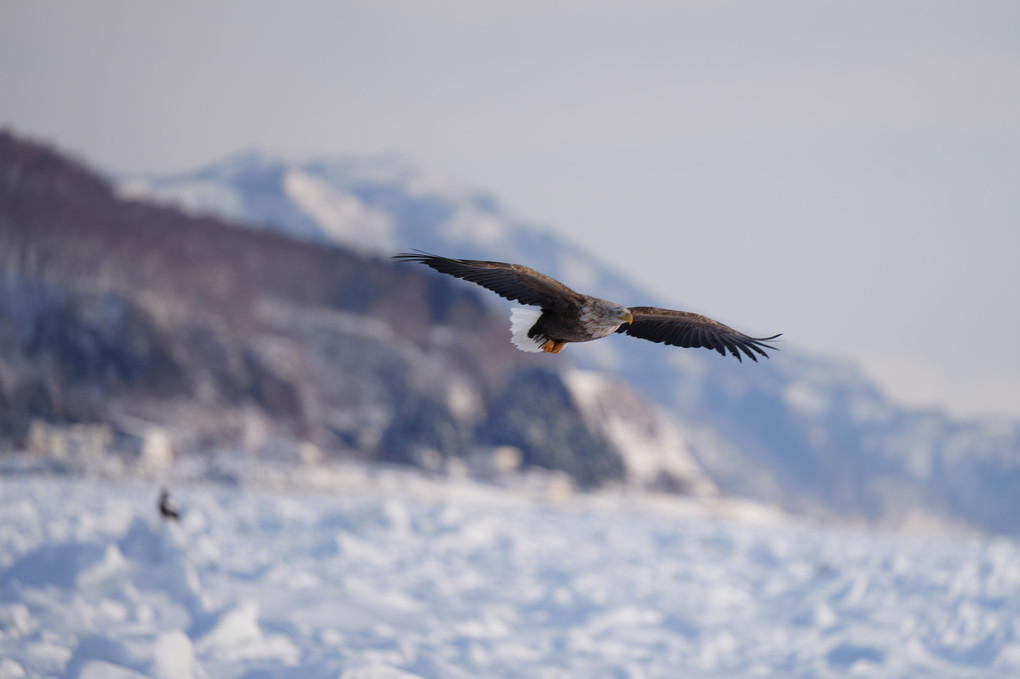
[0,131,712,497]
[119,150,1020,535]
[117,151,644,307]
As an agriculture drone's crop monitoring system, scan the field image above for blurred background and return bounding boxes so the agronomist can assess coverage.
[3,4,1020,677]
[4,0,1019,417]
[2,0,1020,533]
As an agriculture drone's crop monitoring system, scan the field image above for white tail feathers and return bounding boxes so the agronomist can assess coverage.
[509,308,545,352]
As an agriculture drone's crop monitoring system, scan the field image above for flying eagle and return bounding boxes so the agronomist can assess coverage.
[394,252,781,362]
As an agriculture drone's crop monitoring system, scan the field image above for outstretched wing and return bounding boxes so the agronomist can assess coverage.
[618,306,781,362]
[393,251,584,312]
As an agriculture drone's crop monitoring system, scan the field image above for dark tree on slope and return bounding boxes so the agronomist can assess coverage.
[478,367,625,487]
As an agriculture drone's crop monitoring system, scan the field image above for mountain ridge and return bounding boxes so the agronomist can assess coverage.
[118,145,1020,534]
[0,130,715,497]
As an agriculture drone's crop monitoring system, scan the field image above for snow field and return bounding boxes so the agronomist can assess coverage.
[1,471,1019,678]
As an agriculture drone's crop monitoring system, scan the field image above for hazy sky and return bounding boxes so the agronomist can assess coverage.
[3,1,1019,419]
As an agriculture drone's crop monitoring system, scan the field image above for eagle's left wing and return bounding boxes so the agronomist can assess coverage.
[393,252,584,312]
[618,306,781,362]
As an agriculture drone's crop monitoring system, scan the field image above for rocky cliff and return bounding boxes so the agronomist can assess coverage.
[0,131,712,494]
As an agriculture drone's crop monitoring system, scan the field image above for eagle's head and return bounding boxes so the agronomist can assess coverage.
[580,299,634,338]
[603,300,634,325]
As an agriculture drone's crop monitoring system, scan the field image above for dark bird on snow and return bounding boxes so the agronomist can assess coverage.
[394,252,781,362]
[158,488,180,522]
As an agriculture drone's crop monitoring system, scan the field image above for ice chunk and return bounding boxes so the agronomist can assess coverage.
[0,658,26,679]
[1,542,125,589]
[71,660,148,679]
[339,665,426,679]
[192,601,262,653]
[151,631,196,679]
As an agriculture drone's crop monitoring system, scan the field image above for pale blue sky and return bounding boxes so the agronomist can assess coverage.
[3,0,1019,418]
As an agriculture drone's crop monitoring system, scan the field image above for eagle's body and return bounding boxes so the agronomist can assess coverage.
[509,299,628,352]
[394,252,780,362]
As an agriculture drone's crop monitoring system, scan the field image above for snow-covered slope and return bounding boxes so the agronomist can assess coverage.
[118,151,644,307]
[120,152,1020,535]
[1,470,1019,679]
[563,369,716,495]
[1,132,714,498]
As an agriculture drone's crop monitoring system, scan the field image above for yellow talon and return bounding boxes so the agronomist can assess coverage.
[542,340,566,354]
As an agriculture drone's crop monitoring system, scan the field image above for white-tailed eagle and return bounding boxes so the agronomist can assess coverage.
[394,252,780,362]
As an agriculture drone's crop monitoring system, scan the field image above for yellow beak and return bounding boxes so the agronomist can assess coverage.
[622,310,634,325]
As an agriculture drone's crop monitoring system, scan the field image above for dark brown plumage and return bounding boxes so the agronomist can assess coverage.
[394,252,780,362]
[158,488,180,522]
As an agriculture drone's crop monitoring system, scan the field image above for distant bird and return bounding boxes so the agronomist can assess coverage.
[394,252,780,362]
[158,488,180,522]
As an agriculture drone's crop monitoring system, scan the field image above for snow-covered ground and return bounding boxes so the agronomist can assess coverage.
[1,462,1019,679]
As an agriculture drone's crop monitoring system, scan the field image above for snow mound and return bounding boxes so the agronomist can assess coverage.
[340,666,426,679]
[64,631,196,679]
[2,542,126,589]
[191,601,262,653]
